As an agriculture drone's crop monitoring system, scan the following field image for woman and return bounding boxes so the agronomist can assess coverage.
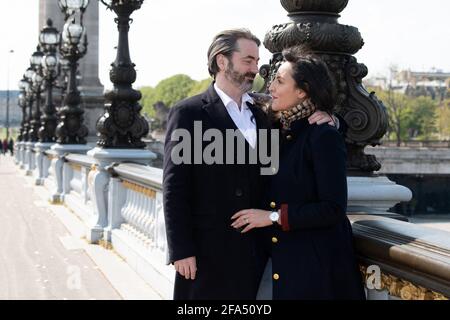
[231,47,366,300]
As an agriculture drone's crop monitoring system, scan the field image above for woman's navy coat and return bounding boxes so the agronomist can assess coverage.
[263,118,366,300]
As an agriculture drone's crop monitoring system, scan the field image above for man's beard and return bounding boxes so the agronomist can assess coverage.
[224,60,256,93]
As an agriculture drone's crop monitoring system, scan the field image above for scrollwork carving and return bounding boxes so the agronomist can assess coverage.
[359,265,449,300]
[263,1,388,173]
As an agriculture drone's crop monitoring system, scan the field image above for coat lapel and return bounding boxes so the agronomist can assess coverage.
[202,83,239,132]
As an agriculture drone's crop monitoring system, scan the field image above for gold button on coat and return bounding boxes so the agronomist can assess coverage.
[286,135,292,141]
[270,202,276,209]
[273,273,280,280]
[272,237,278,244]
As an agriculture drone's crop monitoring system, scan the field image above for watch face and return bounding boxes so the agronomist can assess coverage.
[270,211,279,222]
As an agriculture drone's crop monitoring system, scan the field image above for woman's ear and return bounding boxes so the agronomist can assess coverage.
[296,88,308,101]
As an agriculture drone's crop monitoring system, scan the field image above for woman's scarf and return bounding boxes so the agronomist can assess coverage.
[280,99,316,130]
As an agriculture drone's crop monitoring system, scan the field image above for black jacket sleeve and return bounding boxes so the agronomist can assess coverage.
[163,105,196,263]
[286,126,348,230]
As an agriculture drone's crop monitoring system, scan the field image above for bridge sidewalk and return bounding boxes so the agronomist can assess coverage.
[0,155,162,300]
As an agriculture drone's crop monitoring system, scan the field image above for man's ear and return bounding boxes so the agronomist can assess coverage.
[216,54,226,72]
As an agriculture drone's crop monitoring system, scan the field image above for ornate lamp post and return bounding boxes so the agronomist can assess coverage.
[28,47,44,143]
[38,19,61,143]
[262,0,411,216]
[23,48,44,176]
[55,0,89,145]
[23,67,35,143]
[96,0,149,148]
[33,19,62,185]
[48,0,91,203]
[87,0,155,244]
[16,78,29,166]
[17,78,29,143]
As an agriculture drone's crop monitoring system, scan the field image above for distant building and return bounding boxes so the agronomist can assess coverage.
[0,91,21,127]
[364,69,450,101]
[397,70,450,101]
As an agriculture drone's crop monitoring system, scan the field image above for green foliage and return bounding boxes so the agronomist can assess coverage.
[407,96,438,140]
[140,75,212,119]
[435,99,450,140]
[252,74,266,92]
[188,78,212,97]
[370,87,441,143]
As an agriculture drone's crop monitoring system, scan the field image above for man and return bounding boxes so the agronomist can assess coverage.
[163,29,333,300]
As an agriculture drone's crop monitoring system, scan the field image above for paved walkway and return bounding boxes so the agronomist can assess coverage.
[0,155,160,300]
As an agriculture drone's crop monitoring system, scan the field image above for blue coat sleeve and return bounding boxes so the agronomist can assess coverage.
[286,126,348,230]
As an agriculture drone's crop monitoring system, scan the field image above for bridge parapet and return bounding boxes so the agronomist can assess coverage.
[351,214,450,300]
[366,146,450,175]
[106,163,173,299]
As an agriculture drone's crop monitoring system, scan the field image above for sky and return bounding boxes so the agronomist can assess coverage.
[0,0,449,91]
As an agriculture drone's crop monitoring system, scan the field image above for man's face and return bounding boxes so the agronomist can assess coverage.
[223,38,260,93]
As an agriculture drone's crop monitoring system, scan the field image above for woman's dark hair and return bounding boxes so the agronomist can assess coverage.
[282,47,336,113]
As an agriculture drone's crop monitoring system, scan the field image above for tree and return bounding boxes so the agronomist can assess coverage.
[373,88,411,146]
[187,78,212,97]
[435,99,450,140]
[140,74,196,117]
[407,96,438,140]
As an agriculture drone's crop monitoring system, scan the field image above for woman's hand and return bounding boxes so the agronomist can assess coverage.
[231,209,272,233]
[308,110,336,126]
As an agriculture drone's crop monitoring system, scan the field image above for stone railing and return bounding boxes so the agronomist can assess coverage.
[63,154,96,233]
[349,214,449,300]
[100,163,173,299]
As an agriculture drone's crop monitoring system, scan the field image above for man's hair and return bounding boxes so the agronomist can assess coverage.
[207,29,261,78]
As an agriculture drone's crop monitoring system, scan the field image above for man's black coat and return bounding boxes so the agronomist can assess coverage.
[163,84,270,300]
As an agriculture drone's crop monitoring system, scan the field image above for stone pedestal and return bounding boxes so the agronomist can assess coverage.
[347,176,412,220]
[86,148,156,243]
[17,142,26,168]
[25,142,37,176]
[49,143,91,204]
[34,142,54,185]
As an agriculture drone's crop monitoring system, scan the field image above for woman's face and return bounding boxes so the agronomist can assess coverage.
[269,62,307,112]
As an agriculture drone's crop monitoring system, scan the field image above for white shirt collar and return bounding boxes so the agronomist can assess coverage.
[214,83,254,110]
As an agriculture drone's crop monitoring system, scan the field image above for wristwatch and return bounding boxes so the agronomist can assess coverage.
[269,211,280,225]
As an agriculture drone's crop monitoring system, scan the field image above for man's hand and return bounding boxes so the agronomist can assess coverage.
[308,110,336,126]
[174,256,197,280]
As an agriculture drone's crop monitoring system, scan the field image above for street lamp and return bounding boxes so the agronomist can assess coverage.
[97,0,148,148]
[23,67,34,142]
[38,19,61,143]
[28,47,44,143]
[39,19,61,53]
[17,78,29,142]
[58,0,89,17]
[55,3,89,145]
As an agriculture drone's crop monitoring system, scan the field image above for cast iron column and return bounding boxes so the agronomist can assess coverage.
[96,0,149,148]
[262,0,388,174]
